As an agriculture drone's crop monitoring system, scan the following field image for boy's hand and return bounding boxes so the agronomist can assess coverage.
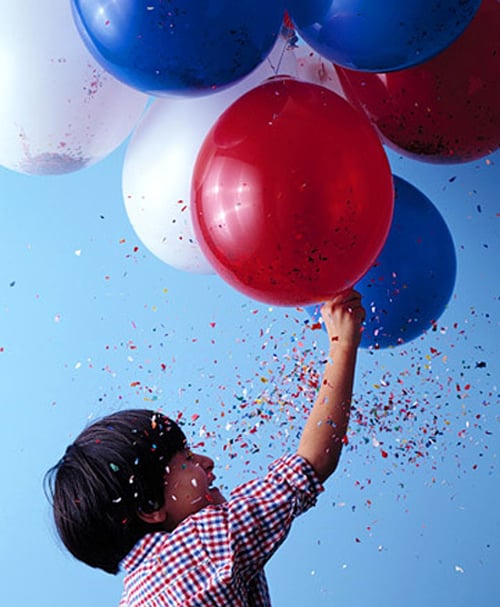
[321,289,365,351]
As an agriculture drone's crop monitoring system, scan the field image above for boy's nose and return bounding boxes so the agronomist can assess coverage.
[194,453,214,472]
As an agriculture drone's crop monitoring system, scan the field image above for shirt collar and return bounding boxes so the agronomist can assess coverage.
[120,532,167,573]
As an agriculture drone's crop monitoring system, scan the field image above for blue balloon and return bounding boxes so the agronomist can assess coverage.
[306,176,457,349]
[71,0,286,96]
[286,0,481,72]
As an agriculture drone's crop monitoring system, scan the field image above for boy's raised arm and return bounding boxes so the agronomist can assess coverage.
[297,290,365,483]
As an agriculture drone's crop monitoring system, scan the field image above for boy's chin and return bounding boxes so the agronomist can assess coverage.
[207,487,226,505]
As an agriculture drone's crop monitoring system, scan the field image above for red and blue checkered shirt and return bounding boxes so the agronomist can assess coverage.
[119,453,323,606]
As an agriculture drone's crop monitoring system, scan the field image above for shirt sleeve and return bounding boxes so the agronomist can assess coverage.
[225,453,323,583]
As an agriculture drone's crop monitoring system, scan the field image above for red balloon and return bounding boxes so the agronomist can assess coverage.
[192,77,394,306]
[335,0,500,164]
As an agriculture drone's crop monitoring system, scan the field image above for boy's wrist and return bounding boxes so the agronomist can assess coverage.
[328,339,359,360]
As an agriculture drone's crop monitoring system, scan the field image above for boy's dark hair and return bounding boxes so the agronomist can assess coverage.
[44,409,187,574]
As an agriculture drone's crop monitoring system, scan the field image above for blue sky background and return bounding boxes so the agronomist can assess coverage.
[0,25,499,607]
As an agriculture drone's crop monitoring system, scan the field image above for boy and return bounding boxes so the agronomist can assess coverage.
[46,289,365,606]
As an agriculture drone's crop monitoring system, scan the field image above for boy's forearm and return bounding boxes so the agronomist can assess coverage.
[297,343,358,482]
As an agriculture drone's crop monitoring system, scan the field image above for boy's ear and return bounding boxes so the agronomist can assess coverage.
[137,507,168,525]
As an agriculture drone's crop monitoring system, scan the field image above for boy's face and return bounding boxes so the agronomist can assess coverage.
[160,449,226,530]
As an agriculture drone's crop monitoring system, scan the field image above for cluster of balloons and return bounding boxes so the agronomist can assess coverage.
[3,0,497,346]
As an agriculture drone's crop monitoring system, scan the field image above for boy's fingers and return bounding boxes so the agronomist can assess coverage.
[320,290,364,326]
[343,289,362,304]
[331,288,362,305]
[323,290,362,311]
[351,304,366,321]
[347,300,364,314]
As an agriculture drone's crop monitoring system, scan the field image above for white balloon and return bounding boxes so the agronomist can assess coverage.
[294,44,346,98]
[0,0,148,175]
[122,35,297,274]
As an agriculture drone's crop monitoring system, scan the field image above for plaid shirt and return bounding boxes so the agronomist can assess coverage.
[119,454,323,607]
